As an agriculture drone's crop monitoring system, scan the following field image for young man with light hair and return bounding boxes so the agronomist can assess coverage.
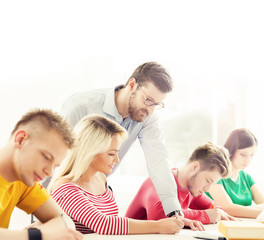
[125,142,236,231]
[0,109,82,240]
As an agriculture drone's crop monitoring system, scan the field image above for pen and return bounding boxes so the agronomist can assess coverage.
[61,213,68,228]
[211,200,215,209]
[175,211,179,219]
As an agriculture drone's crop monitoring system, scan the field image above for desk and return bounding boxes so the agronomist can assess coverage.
[83,223,221,240]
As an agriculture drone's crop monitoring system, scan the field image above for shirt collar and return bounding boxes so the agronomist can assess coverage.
[103,85,124,123]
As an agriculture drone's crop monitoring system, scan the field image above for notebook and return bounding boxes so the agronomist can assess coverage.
[194,229,224,240]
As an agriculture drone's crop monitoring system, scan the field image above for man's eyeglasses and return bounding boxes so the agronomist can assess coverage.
[138,84,165,110]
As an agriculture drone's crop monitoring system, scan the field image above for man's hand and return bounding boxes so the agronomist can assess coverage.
[206,208,236,224]
[157,218,184,234]
[179,217,205,231]
[205,209,221,223]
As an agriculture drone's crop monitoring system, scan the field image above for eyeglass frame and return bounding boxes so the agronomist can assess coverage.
[137,83,165,110]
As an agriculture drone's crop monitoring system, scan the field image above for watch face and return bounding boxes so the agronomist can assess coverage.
[167,212,172,217]
[167,210,183,218]
[168,211,176,217]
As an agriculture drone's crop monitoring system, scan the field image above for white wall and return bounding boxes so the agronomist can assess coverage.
[1,0,264,230]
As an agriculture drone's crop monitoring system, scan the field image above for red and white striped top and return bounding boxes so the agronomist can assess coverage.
[51,182,129,235]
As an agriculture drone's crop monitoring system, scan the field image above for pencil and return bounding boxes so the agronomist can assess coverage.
[61,213,68,228]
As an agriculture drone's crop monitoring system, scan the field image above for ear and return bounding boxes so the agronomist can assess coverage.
[128,78,137,91]
[14,130,28,148]
[191,161,200,173]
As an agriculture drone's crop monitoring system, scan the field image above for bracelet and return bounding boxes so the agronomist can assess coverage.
[28,228,42,240]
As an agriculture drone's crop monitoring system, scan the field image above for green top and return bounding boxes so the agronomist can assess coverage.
[205,170,255,206]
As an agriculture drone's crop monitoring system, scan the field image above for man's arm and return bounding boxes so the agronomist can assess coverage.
[0,229,28,240]
[182,209,210,224]
[138,114,182,216]
[29,198,82,240]
[33,198,75,229]
[0,227,82,240]
[125,177,167,220]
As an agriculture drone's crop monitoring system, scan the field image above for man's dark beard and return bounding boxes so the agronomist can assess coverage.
[128,93,149,122]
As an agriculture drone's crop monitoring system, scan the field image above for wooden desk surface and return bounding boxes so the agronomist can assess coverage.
[83,223,220,240]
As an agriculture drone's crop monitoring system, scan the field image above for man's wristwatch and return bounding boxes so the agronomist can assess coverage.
[28,228,42,240]
[167,210,183,218]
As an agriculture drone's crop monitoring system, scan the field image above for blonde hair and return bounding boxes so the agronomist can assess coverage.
[11,108,74,148]
[50,114,127,187]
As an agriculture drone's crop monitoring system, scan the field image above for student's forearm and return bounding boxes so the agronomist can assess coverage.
[128,218,183,234]
[37,215,68,232]
[0,229,28,240]
[252,203,264,209]
[182,209,210,224]
[223,204,262,218]
[36,216,82,240]
[128,219,160,234]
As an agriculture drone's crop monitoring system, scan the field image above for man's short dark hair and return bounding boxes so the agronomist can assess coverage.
[187,142,231,178]
[125,62,173,93]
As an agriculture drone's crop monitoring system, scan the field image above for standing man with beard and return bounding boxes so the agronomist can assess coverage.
[61,62,184,221]
[125,142,235,230]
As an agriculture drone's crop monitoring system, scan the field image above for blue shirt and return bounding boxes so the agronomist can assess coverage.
[61,86,181,215]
